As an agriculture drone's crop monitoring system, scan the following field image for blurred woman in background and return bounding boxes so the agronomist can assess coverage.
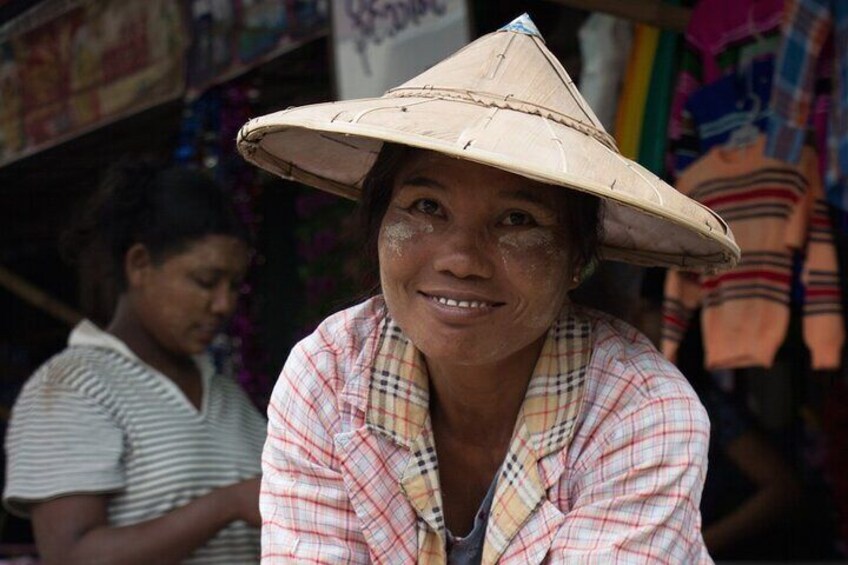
[3,162,266,564]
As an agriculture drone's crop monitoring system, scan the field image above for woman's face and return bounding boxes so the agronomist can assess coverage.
[131,234,249,357]
[378,151,578,367]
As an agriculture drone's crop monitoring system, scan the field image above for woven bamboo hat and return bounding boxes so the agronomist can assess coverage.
[238,14,739,271]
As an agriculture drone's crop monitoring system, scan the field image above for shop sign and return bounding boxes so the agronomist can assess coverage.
[331,0,470,100]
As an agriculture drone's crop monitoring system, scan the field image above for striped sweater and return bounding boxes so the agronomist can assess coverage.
[662,135,843,370]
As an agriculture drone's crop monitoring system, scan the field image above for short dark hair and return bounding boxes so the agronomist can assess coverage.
[358,143,603,281]
[62,159,249,292]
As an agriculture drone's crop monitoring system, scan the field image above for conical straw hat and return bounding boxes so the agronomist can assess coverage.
[237,14,739,271]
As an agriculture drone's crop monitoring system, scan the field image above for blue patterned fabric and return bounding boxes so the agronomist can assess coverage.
[766,0,848,209]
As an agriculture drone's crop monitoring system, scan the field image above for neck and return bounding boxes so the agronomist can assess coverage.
[426,336,545,448]
[107,296,196,378]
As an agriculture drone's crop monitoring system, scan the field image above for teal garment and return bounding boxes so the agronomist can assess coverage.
[638,1,681,176]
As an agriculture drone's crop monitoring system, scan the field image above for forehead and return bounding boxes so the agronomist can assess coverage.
[393,151,566,207]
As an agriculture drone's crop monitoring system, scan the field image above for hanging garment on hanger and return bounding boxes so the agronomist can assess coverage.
[668,0,784,177]
[662,135,844,370]
[766,0,848,211]
[577,13,633,132]
[682,58,774,162]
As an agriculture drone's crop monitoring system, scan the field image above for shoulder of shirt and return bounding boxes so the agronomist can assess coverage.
[280,296,385,407]
[576,305,701,411]
[17,344,124,403]
[293,295,385,358]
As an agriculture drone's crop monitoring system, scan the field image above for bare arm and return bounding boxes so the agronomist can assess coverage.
[31,477,260,565]
[702,432,801,554]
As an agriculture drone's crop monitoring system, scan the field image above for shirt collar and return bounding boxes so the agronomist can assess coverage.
[365,305,593,563]
[69,319,139,360]
[67,319,216,378]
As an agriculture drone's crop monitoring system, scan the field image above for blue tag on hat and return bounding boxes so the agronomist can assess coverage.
[499,13,543,38]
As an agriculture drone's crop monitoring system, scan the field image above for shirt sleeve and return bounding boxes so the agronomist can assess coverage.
[765,0,832,164]
[260,341,370,563]
[3,369,126,517]
[661,270,702,364]
[549,394,712,564]
[801,155,845,369]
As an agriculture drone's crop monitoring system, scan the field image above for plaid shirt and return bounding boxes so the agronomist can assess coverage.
[261,297,712,564]
[765,0,848,210]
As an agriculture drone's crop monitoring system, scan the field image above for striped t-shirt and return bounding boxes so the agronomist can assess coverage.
[3,321,267,564]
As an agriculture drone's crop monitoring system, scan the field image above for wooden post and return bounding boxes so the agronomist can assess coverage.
[0,264,82,327]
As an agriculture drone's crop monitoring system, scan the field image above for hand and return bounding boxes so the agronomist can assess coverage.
[225,477,261,527]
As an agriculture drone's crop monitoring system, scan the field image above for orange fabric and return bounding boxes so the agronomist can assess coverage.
[662,136,844,370]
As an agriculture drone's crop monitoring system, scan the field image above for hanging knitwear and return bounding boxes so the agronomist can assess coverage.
[662,135,844,370]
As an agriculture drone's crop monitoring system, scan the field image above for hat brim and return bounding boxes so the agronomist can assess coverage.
[238,95,740,271]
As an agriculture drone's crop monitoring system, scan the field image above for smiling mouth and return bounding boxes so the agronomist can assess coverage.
[422,292,503,310]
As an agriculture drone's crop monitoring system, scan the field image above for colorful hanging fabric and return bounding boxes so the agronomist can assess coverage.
[766,0,848,210]
[667,0,784,176]
[638,7,680,176]
[614,24,660,160]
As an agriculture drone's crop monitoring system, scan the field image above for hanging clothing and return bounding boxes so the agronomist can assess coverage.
[667,0,784,176]
[681,58,774,170]
[766,0,848,210]
[662,136,844,370]
[638,14,680,176]
[614,24,659,159]
[577,13,633,132]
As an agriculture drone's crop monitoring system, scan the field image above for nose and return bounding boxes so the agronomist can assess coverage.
[432,225,495,279]
[210,283,239,317]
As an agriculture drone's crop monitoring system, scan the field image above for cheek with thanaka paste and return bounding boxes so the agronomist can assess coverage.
[498,229,571,329]
[381,219,434,256]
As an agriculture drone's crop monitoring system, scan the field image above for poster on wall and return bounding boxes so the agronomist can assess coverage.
[185,0,330,98]
[0,0,185,166]
[331,0,470,100]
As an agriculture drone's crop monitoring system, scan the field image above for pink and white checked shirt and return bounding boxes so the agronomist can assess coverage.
[261,297,713,564]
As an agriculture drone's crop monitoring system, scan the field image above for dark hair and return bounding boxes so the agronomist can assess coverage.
[62,159,249,292]
[358,143,603,280]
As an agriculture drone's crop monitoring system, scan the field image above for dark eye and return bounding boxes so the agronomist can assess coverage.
[192,275,217,290]
[502,211,535,226]
[412,199,441,215]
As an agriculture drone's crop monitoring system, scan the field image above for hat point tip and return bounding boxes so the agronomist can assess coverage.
[500,13,543,39]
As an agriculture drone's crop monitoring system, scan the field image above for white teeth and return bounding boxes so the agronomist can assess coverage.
[434,296,489,309]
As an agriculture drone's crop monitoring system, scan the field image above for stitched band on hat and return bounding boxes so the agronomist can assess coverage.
[386,87,618,152]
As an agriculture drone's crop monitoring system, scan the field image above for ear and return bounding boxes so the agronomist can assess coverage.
[124,243,153,289]
[567,261,584,291]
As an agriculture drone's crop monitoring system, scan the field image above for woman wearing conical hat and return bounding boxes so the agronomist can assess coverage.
[240,14,737,564]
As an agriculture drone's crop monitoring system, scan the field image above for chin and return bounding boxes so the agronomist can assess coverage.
[415,336,506,366]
